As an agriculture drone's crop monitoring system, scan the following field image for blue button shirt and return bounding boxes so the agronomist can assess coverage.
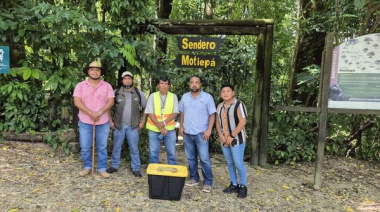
[179,91,216,135]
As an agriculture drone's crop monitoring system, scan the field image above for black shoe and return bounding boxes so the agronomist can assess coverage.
[223,182,240,194]
[237,185,247,198]
[106,167,118,174]
[132,171,142,177]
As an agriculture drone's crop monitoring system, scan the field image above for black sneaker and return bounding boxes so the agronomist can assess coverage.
[237,185,247,198]
[106,167,118,174]
[132,171,142,177]
[223,182,240,194]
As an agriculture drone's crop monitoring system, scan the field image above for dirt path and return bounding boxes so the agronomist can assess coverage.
[1,141,380,212]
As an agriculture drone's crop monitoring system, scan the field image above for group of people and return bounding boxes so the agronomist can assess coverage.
[73,61,249,198]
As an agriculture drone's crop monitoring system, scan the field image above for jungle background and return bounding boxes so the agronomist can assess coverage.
[0,0,380,165]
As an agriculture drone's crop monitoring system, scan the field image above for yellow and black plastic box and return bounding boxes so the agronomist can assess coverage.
[146,164,188,201]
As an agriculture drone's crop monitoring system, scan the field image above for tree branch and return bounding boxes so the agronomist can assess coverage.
[345,119,374,143]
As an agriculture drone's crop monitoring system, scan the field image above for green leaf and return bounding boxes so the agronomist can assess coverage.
[354,0,366,9]
[341,14,359,18]
[64,80,71,91]
[23,68,32,80]
[0,20,9,30]
[13,36,20,42]
[121,44,136,66]
[7,84,13,94]
[51,79,58,90]
[16,91,23,100]
[18,29,25,36]
[111,37,122,45]
[64,148,70,155]
[46,133,52,143]
[36,69,47,80]
[31,69,40,79]
[332,143,338,153]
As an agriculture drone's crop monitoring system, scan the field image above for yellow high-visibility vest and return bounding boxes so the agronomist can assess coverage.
[146,92,175,132]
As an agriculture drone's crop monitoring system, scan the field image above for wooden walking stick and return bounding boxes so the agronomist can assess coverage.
[92,120,95,180]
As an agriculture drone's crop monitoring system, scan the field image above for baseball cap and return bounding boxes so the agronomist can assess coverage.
[121,71,133,78]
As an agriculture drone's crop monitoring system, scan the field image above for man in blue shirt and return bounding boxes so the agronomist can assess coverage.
[179,75,216,193]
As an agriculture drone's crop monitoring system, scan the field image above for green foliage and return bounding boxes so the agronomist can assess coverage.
[0,68,49,134]
[269,111,380,164]
[325,114,380,162]
[0,0,154,134]
[45,129,71,155]
[269,111,318,164]
[1,0,379,164]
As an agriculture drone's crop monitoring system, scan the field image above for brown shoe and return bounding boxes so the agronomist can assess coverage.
[79,169,91,177]
[99,171,110,179]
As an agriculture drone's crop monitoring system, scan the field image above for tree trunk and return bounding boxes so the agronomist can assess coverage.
[288,0,325,106]
[155,0,173,53]
[48,98,58,131]
[204,0,216,19]
[72,104,79,143]
[3,129,76,142]
[358,0,380,35]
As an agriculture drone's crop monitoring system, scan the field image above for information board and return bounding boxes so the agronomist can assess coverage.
[329,33,380,109]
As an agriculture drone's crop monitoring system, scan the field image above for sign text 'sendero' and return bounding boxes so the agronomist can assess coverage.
[177,37,223,52]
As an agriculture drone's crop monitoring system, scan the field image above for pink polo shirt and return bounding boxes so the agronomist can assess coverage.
[73,80,115,125]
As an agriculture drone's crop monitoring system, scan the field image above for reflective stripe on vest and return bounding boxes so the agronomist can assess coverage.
[146,92,175,132]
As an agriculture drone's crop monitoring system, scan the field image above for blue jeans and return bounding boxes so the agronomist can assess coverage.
[79,121,110,172]
[148,130,177,165]
[111,125,140,171]
[184,133,213,186]
[221,142,247,186]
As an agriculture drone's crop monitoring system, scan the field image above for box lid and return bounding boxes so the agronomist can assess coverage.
[147,164,188,177]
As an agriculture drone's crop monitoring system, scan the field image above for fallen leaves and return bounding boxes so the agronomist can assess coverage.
[1,141,380,212]
[2,146,11,150]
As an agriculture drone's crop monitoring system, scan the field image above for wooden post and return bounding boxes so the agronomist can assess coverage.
[251,33,265,167]
[61,106,70,128]
[259,25,273,167]
[314,32,334,189]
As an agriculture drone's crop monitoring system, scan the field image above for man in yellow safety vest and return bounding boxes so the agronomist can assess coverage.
[145,76,179,164]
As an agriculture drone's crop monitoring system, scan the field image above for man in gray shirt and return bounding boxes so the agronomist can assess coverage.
[107,71,147,177]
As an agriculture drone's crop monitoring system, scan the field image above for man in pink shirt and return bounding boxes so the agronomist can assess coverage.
[73,61,114,178]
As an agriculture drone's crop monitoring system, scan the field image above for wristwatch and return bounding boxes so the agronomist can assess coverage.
[98,110,103,115]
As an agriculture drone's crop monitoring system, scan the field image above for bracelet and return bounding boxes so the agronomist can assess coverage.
[163,120,167,126]
[98,110,103,115]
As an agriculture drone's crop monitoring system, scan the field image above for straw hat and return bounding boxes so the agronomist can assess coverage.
[82,61,105,75]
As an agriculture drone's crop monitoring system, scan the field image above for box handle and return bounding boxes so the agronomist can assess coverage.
[157,167,178,173]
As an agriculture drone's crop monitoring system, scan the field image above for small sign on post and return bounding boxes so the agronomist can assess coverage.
[175,37,223,69]
[177,37,223,51]
[0,46,10,74]
[174,54,220,68]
